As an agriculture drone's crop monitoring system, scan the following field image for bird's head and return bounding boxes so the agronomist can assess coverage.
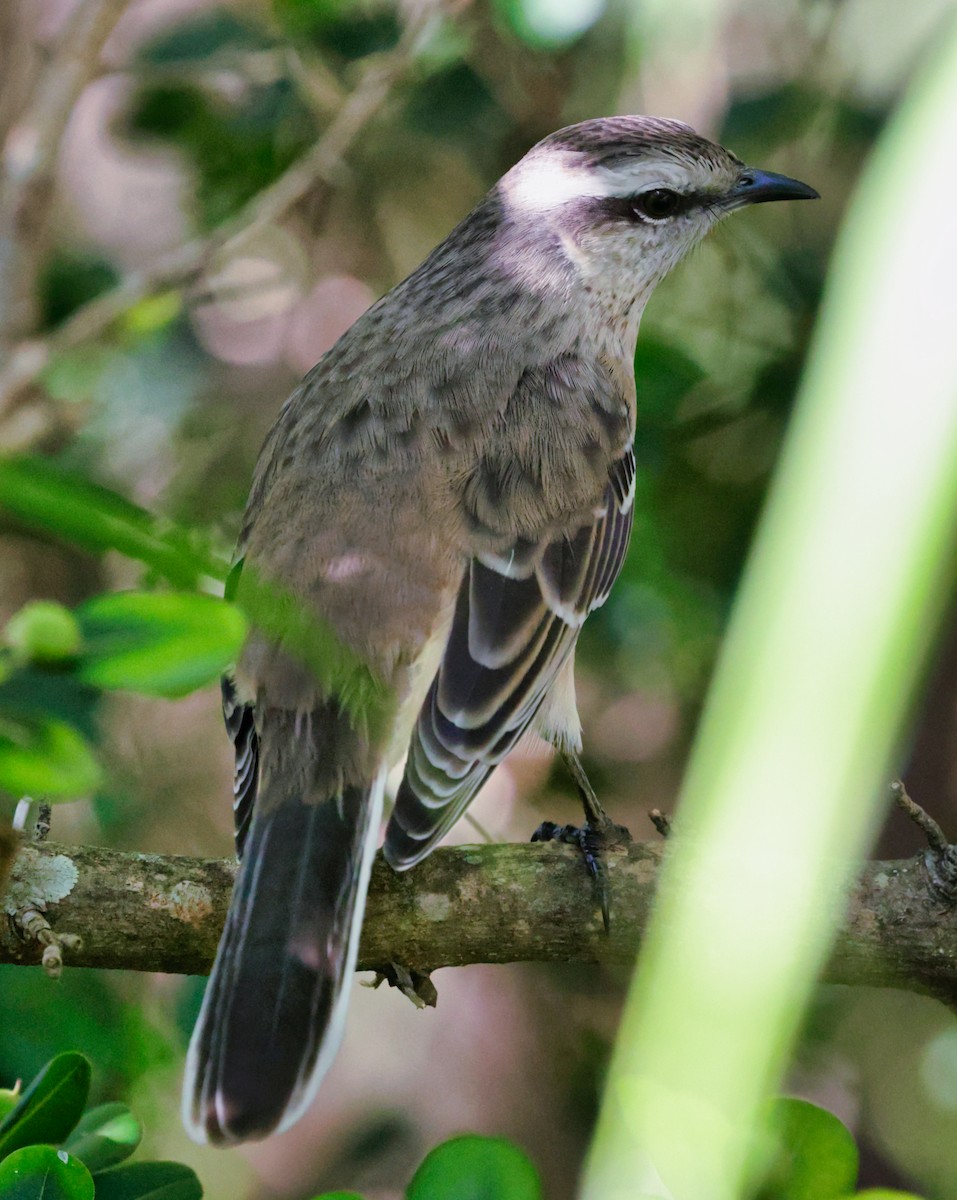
[499,115,818,299]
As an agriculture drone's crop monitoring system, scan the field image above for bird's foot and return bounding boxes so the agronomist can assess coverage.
[365,962,438,1009]
[531,816,631,933]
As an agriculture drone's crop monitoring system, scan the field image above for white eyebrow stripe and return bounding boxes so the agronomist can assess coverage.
[504,152,705,215]
[505,154,610,211]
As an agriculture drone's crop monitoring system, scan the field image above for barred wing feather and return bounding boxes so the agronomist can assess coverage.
[384,448,635,869]
[222,676,259,860]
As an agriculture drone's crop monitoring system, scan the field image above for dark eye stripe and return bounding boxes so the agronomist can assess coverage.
[596,191,701,223]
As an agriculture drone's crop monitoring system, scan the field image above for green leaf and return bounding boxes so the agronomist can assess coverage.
[232,563,389,732]
[62,1105,141,1173]
[406,1135,541,1200]
[0,458,224,588]
[0,1145,94,1200]
[74,592,247,698]
[754,1099,858,1199]
[0,1054,92,1161]
[854,1193,929,1198]
[91,1161,202,1200]
[0,1087,21,1123]
[0,715,101,799]
[6,602,82,665]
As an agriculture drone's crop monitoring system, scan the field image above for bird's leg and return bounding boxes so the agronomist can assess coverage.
[562,747,609,826]
[531,749,631,932]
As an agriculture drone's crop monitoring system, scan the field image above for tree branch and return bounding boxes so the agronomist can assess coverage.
[3,838,956,1006]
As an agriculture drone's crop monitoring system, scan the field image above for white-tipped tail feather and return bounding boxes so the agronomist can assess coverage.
[183,765,385,1144]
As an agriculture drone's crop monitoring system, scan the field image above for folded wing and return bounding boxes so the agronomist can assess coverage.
[384,448,635,868]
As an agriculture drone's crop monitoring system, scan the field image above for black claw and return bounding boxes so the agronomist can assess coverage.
[532,818,631,933]
[539,751,631,931]
[531,820,563,844]
[365,963,438,1009]
[924,845,957,905]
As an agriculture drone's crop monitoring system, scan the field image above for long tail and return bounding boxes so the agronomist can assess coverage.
[183,713,384,1145]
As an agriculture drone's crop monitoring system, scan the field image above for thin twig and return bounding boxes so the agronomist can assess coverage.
[0,0,131,347]
[464,811,496,843]
[284,46,347,118]
[4,0,129,193]
[0,2,40,144]
[648,808,672,838]
[890,778,950,853]
[0,3,441,419]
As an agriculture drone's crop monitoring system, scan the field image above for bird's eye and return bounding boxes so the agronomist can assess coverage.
[633,189,682,220]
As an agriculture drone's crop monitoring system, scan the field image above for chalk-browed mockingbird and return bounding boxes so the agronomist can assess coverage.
[183,115,818,1144]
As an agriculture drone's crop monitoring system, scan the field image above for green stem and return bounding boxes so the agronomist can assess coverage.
[582,18,957,1200]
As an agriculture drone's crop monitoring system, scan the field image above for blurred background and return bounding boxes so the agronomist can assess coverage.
[0,0,955,1195]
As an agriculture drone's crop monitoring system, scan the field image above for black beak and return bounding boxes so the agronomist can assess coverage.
[727,168,820,208]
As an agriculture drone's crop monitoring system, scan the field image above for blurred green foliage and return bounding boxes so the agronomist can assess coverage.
[128,77,314,229]
[0,0,947,1195]
[41,255,121,332]
[756,1099,859,1199]
[127,11,318,228]
[304,1105,931,1199]
[0,969,171,1103]
[0,1053,201,1199]
[0,458,225,588]
[309,1134,541,1200]
[74,592,246,697]
[0,470,245,798]
[274,0,401,58]
[136,9,264,64]
[404,1135,541,1200]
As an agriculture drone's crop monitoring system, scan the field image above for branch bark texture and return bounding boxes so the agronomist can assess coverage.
[2,838,956,1006]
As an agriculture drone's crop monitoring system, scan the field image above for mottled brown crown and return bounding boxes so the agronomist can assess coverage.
[537,116,741,173]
